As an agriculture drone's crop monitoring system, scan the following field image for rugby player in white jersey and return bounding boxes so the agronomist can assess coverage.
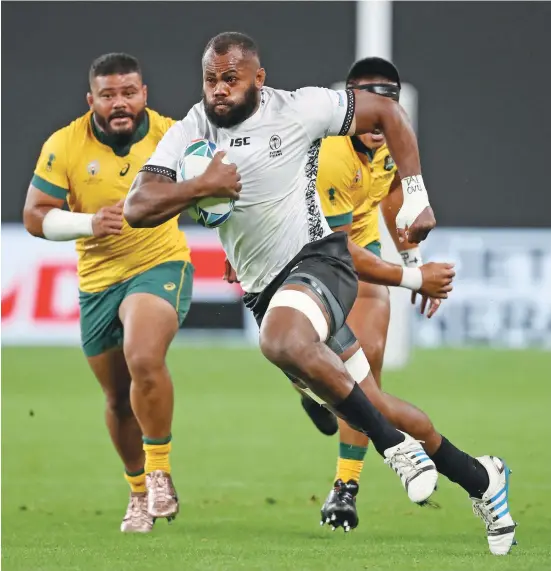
[124,33,516,554]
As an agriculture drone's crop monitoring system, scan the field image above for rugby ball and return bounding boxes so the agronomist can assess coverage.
[177,139,234,229]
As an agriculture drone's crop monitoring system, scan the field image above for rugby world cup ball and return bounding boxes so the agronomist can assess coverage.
[177,139,234,228]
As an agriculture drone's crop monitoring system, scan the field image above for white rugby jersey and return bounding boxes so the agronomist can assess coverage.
[145,86,355,293]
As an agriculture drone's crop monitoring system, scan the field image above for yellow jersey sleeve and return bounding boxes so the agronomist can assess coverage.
[317,137,357,228]
[370,145,398,202]
[159,115,177,134]
[31,129,70,199]
[147,108,177,139]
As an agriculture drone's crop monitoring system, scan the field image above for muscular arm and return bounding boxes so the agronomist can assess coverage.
[347,237,403,286]
[125,150,241,228]
[349,90,435,244]
[349,90,420,179]
[23,185,66,238]
[124,171,204,228]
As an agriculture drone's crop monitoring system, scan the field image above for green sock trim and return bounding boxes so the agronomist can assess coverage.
[142,434,172,446]
[125,468,145,477]
[339,443,368,461]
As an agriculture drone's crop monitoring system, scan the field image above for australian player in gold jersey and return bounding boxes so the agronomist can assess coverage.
[23,53,191,533]
[308,57,440,530]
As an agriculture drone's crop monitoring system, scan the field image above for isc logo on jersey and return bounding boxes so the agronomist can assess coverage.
[177,139,235,229]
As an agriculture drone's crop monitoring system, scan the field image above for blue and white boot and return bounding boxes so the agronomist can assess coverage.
[384,432,438,504]
[471,456,517,555]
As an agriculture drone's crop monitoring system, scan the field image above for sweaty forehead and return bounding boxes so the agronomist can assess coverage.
[203,47,257,75]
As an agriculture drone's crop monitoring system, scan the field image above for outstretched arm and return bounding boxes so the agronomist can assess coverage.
[347,237,454,299]
[349,90,435,244]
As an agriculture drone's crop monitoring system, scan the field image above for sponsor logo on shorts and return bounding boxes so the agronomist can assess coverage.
[164,282,176,291]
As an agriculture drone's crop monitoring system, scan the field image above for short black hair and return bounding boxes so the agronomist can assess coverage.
[346,57,401,88]
[203,32,259,60]
[89,52,141,84]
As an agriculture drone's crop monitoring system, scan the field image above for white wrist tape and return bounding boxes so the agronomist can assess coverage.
[396,175,431,229]
[400,267,423,291]
[399,246,423,268]
[42,208,94,241]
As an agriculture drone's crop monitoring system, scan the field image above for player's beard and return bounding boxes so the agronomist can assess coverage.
[203,84,259,129]
[94,108,147,144]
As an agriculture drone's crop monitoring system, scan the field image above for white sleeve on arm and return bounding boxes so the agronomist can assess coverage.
[290,87,356,141]
[141,122,189,180]
[42,208,94,241]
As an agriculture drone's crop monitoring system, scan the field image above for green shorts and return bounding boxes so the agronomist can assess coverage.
[365,240,382,258]
[79,261,194,357]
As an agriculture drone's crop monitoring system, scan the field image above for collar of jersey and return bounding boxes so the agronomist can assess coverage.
[90,110,150,157]
[351,136,375,162]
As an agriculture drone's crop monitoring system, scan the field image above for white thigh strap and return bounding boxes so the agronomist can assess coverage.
[345,348,371,382]
[266,289,329,342]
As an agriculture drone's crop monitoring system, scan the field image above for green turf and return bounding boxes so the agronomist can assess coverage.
[2,346,550,570]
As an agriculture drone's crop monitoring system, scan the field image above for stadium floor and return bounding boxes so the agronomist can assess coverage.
[3,346,550,570]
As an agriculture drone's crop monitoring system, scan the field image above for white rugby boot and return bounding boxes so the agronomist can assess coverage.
[471,455,517,555]
[384,432,438,504]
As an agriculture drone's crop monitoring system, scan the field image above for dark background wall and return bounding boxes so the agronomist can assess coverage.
[2,1,354,224]
[2,1,550,226]
[393,1,551,227]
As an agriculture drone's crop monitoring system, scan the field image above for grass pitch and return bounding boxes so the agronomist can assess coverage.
[2,346,550,570]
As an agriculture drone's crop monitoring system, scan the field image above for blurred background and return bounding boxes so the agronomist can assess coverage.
[2,1,550,355]
[2,3,551,569]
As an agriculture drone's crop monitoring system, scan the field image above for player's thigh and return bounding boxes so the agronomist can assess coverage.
[347,281,390,386]
[79,282,126,359]
[87,347,132,406]
[277,249,358,339]
[119,261,194,362]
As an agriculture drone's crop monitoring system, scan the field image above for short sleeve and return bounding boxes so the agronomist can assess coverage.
[370,145,398,201]
[159,115,177,134]
[31,130,69,199]
[316,138,356,227]
[142,121,189,181]
[373,145,397,178]
[290,87,355,142]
